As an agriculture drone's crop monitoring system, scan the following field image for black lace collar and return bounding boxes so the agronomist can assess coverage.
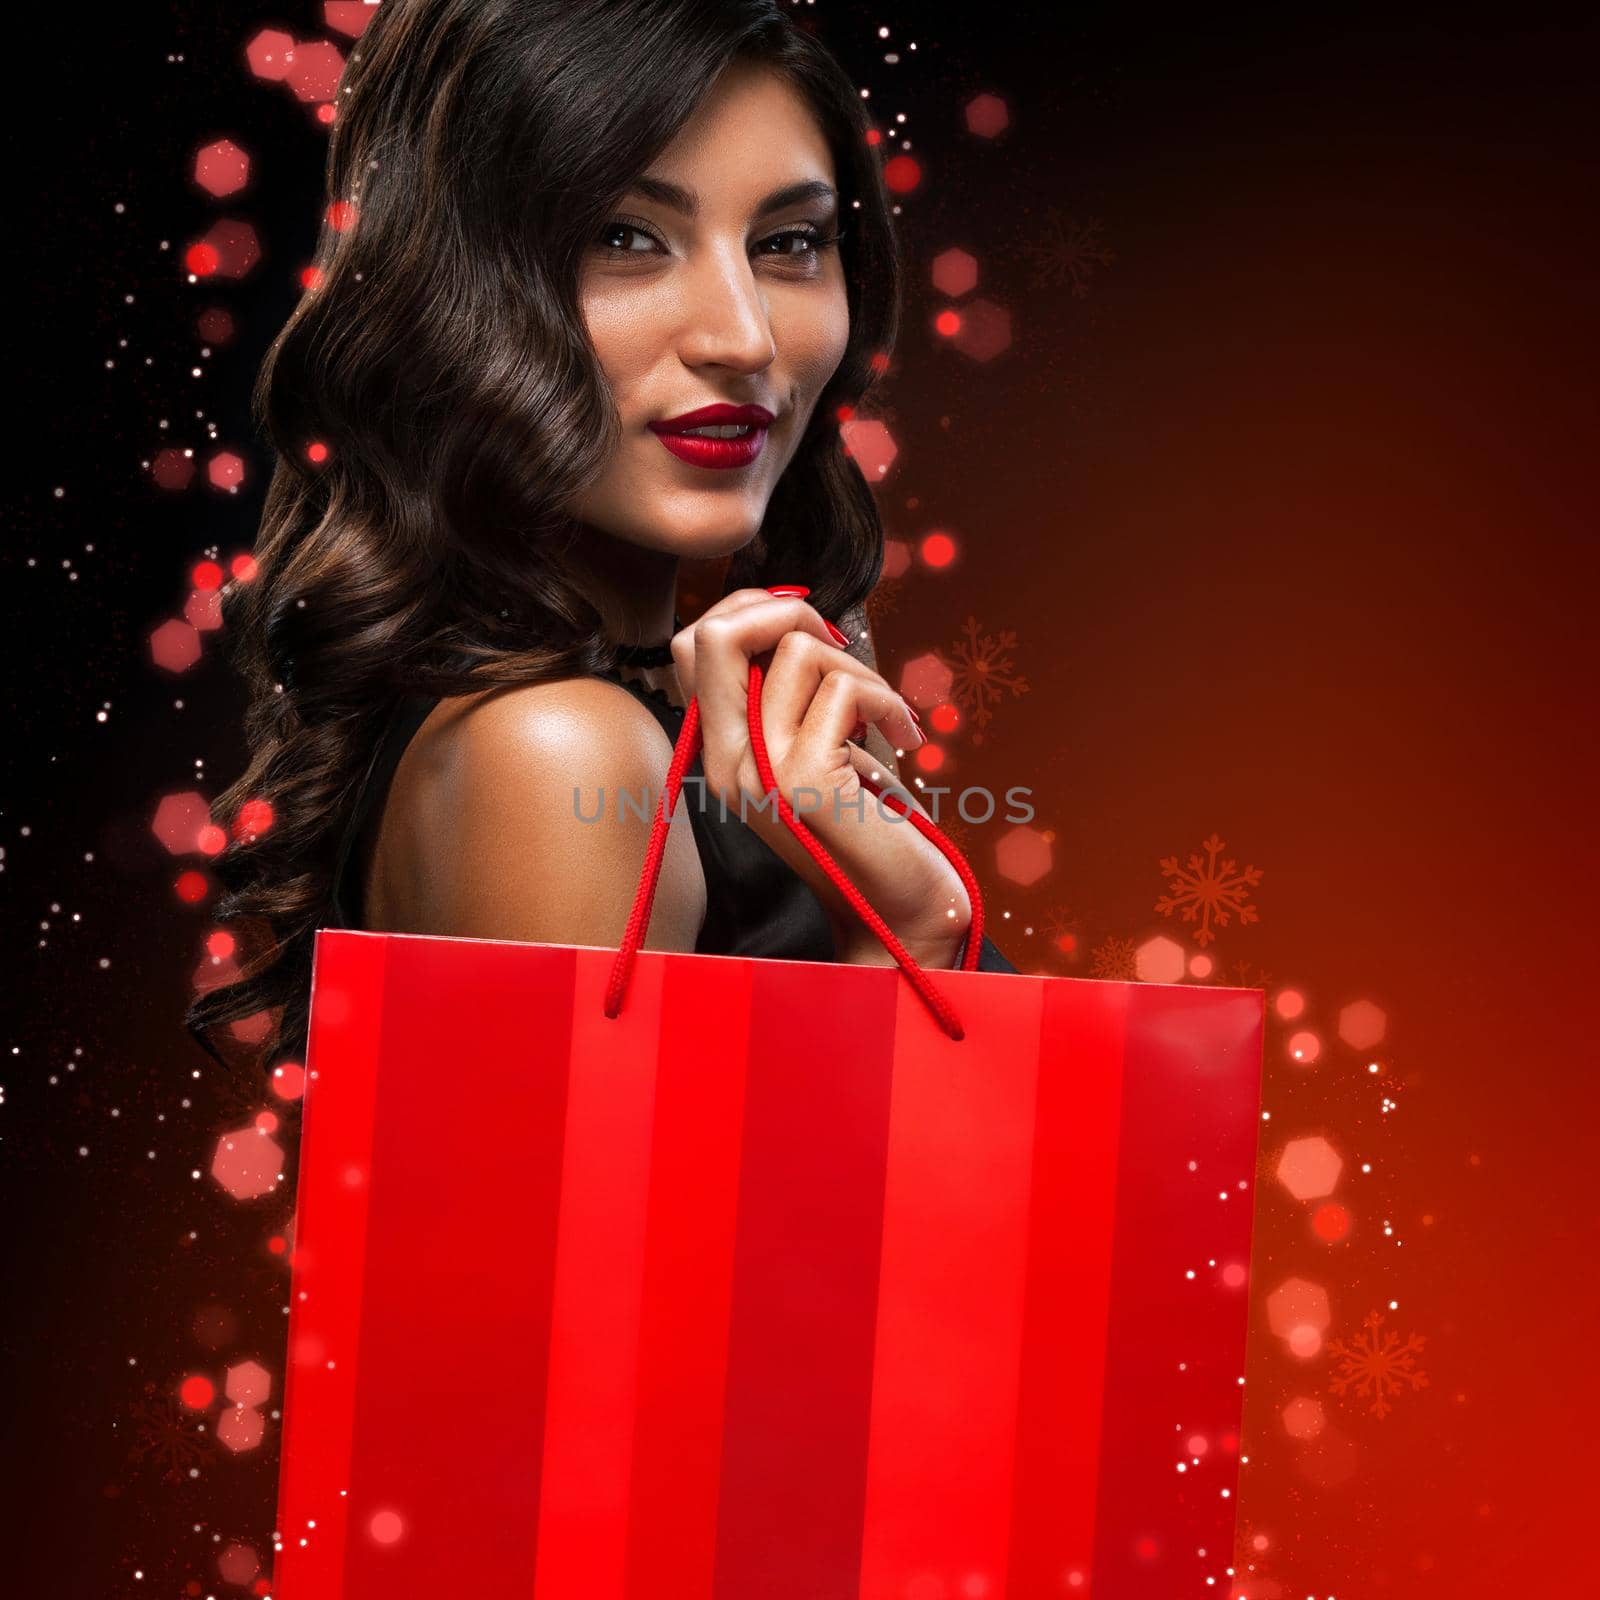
[596,661,686,716]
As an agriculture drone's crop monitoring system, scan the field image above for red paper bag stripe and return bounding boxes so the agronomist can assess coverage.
[532,948,668,1599]
[340,939,578,1593]
[712,961,901,1600]
[856,970,1046,1599]
[275,930,389,1597]
[1003,979,1131,1596]
[1091,985,1265,1594]
[622,955,755,1600]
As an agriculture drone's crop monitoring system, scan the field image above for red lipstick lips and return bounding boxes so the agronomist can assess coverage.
[648,401,775,470]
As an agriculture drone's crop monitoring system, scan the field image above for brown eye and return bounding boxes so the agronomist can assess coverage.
[758,227,844,266]
[597,219,663,256]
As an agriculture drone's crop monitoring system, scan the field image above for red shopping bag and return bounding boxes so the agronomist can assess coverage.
[274,662,1266,1599]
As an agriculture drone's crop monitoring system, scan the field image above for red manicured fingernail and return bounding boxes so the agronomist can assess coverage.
[766,585,810,597]
[825,620,850,647]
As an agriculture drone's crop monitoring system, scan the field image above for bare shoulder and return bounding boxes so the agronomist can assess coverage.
[450,673,663,766]
[366,675,706,950]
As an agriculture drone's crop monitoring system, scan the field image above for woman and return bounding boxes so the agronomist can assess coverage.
[187,0,1015,1072]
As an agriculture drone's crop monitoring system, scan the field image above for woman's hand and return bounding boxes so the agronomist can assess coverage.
[670,587,971,969]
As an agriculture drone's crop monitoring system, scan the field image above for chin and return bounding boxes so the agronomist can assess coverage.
[639,503,769,559]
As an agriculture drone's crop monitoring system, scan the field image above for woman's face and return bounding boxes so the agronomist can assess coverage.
[574,62,851,559]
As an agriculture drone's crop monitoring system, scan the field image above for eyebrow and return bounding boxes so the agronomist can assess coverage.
[625,175,838,221]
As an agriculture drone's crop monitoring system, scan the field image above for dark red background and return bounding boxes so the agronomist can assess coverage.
[4,4,1593,1593]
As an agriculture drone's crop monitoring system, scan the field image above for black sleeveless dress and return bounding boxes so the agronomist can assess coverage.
[326,664,1019,974]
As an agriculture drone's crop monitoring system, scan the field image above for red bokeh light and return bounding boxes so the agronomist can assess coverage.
[151,448,195,490]
[197,823,228,856]
[153,792,212,855]
[192,561,224,592]
[306,440,330,464]
[185,589,223,633]
[1313,1202,1352,1241]
[964,94,1010,139]
[198,220,262,280]
[197,306,234,344]
[326,3,381,40]
[230,553,259,582]
[1274,987,1306,1019]
[949,297,1012,362]
[194,139,250,199]
[838,417,898,481]
[1288,1323,1323,1358]
[286,39,346,103]
[208,451,246,491]
[1288,1028,1323,1064]
[175,869,209,903]
[211,1131,286,1203]
[245,28,295,83]
[206,930,236,959]
[271,1061,307,1101]
[150,619,202,674]
[932,248,979,298]
[234,798,275,839]
[178,1375,214,1410]
[185,242,219,277]
[882,154,922,194]
[996,825,1054,890]
[934,309,961,337]
[327,199,357,232]
[920,532,956,568]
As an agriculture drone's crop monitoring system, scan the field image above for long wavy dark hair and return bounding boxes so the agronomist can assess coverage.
[184,0,903,1075]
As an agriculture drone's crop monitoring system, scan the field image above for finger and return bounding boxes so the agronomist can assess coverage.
[669,586,816,699]
[784,666,923,784]
[667,588,775,698]
[756,628,923,765]
[690,597,849,768]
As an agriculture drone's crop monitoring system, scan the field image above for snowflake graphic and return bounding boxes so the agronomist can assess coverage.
[1089,935,1138,982]
[864,574,903,625]
[1021,209,1117,297]
[1040,903,1083,960]
[1225,957,1274,990]
[127,1383,219,1484]
[1154,832,1262,948]
[940,615,1029,746]
[1327,1311,1429,1419]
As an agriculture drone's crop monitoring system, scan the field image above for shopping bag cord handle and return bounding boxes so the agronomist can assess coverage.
[603,660,983,1040]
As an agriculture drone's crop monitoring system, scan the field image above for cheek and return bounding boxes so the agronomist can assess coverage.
[777,282,851,396]
[578,287,660,406]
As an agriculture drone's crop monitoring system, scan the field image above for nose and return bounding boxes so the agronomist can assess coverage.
[675,243,777,375]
